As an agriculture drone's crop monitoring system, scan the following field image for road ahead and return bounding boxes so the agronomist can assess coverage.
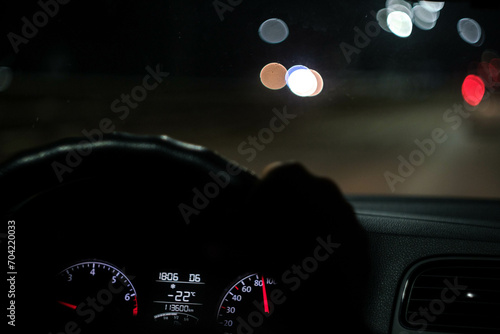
[1,75,499,199]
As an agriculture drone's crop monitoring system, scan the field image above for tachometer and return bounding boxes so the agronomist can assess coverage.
[217,273,280,334]
[50,260,138,333]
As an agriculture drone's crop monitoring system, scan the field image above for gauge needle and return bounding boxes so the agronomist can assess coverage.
[58,301,77,310]
[261,276,270,314]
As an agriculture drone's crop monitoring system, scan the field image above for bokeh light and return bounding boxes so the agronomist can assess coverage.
[285,65,309,83]
[457,18,483,46]
[258,18,289,44]
[0,67,13,92]
[388,3,413,20]
[475,58,500,91]
[260,63,287,90]
[309,70,324,97]
[386,0,411,11]
[419,1,445,13]
[376,8,391,32]
[286,66,318,97]
[260,64,324,97]
[477,62,495,89]
[387,11,413,38]
[378,0,445,34]
[490,58,500,83]
[462,74,485,106]
[412,4,439,30]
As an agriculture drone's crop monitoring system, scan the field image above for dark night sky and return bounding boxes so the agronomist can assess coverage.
[0,0,499,77]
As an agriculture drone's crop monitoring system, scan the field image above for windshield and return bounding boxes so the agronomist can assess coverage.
[1,0,499,198]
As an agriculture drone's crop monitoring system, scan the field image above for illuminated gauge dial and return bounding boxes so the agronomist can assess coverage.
[50,260,138,333]
[217,273,280,334]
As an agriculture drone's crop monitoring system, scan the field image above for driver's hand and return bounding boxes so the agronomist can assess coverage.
[243,162,370,333]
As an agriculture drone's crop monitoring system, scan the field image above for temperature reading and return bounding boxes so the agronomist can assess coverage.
[174,291,195,302]
[153,271,205,328]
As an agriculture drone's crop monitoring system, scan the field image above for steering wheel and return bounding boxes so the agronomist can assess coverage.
[0,132,257,217]
[0,132,369,334]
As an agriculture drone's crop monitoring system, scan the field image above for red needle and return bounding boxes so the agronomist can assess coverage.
[58,301,77,310]
[261,276,270,314]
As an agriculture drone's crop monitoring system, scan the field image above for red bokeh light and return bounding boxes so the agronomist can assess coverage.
[477,60,500,90]
[490,58,500,83]
[462,74,485,106]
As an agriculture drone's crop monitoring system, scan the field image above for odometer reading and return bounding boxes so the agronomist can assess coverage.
[153,271,205,327]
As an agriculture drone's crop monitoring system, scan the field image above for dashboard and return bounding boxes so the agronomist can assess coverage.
[2,133,500,334]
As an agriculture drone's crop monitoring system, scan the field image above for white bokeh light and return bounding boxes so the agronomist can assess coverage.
[287,67,318,97]
[419,1,445,13]
[413,16,437,31]
[387,11,413,38]
[285,65,308,83]
[378,0,445,34]
[413,4,439,23]
[376,8,391,32]
[457,18,482,45]
[412,4,439,30]
[386,0,411,11]
[258,18,289,44]
[388,4,413,20]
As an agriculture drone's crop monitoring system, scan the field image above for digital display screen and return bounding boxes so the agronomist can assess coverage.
[152,271,205,327]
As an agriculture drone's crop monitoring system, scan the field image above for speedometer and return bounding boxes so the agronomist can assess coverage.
[217,273,280,334]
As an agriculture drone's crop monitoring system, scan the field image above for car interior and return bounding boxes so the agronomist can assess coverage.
[1,1,500,334]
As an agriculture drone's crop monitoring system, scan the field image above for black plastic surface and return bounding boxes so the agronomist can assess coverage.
[348,196,500,334]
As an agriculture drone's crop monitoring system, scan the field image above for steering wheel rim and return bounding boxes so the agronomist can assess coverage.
[0,132,258,217]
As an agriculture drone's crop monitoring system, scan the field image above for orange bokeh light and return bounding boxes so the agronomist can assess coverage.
[260,63,287,90]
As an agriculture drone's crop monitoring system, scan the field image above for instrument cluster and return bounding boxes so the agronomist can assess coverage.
[49,259,286,334]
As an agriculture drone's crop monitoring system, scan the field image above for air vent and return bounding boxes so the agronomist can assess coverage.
[400,259,500,333]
